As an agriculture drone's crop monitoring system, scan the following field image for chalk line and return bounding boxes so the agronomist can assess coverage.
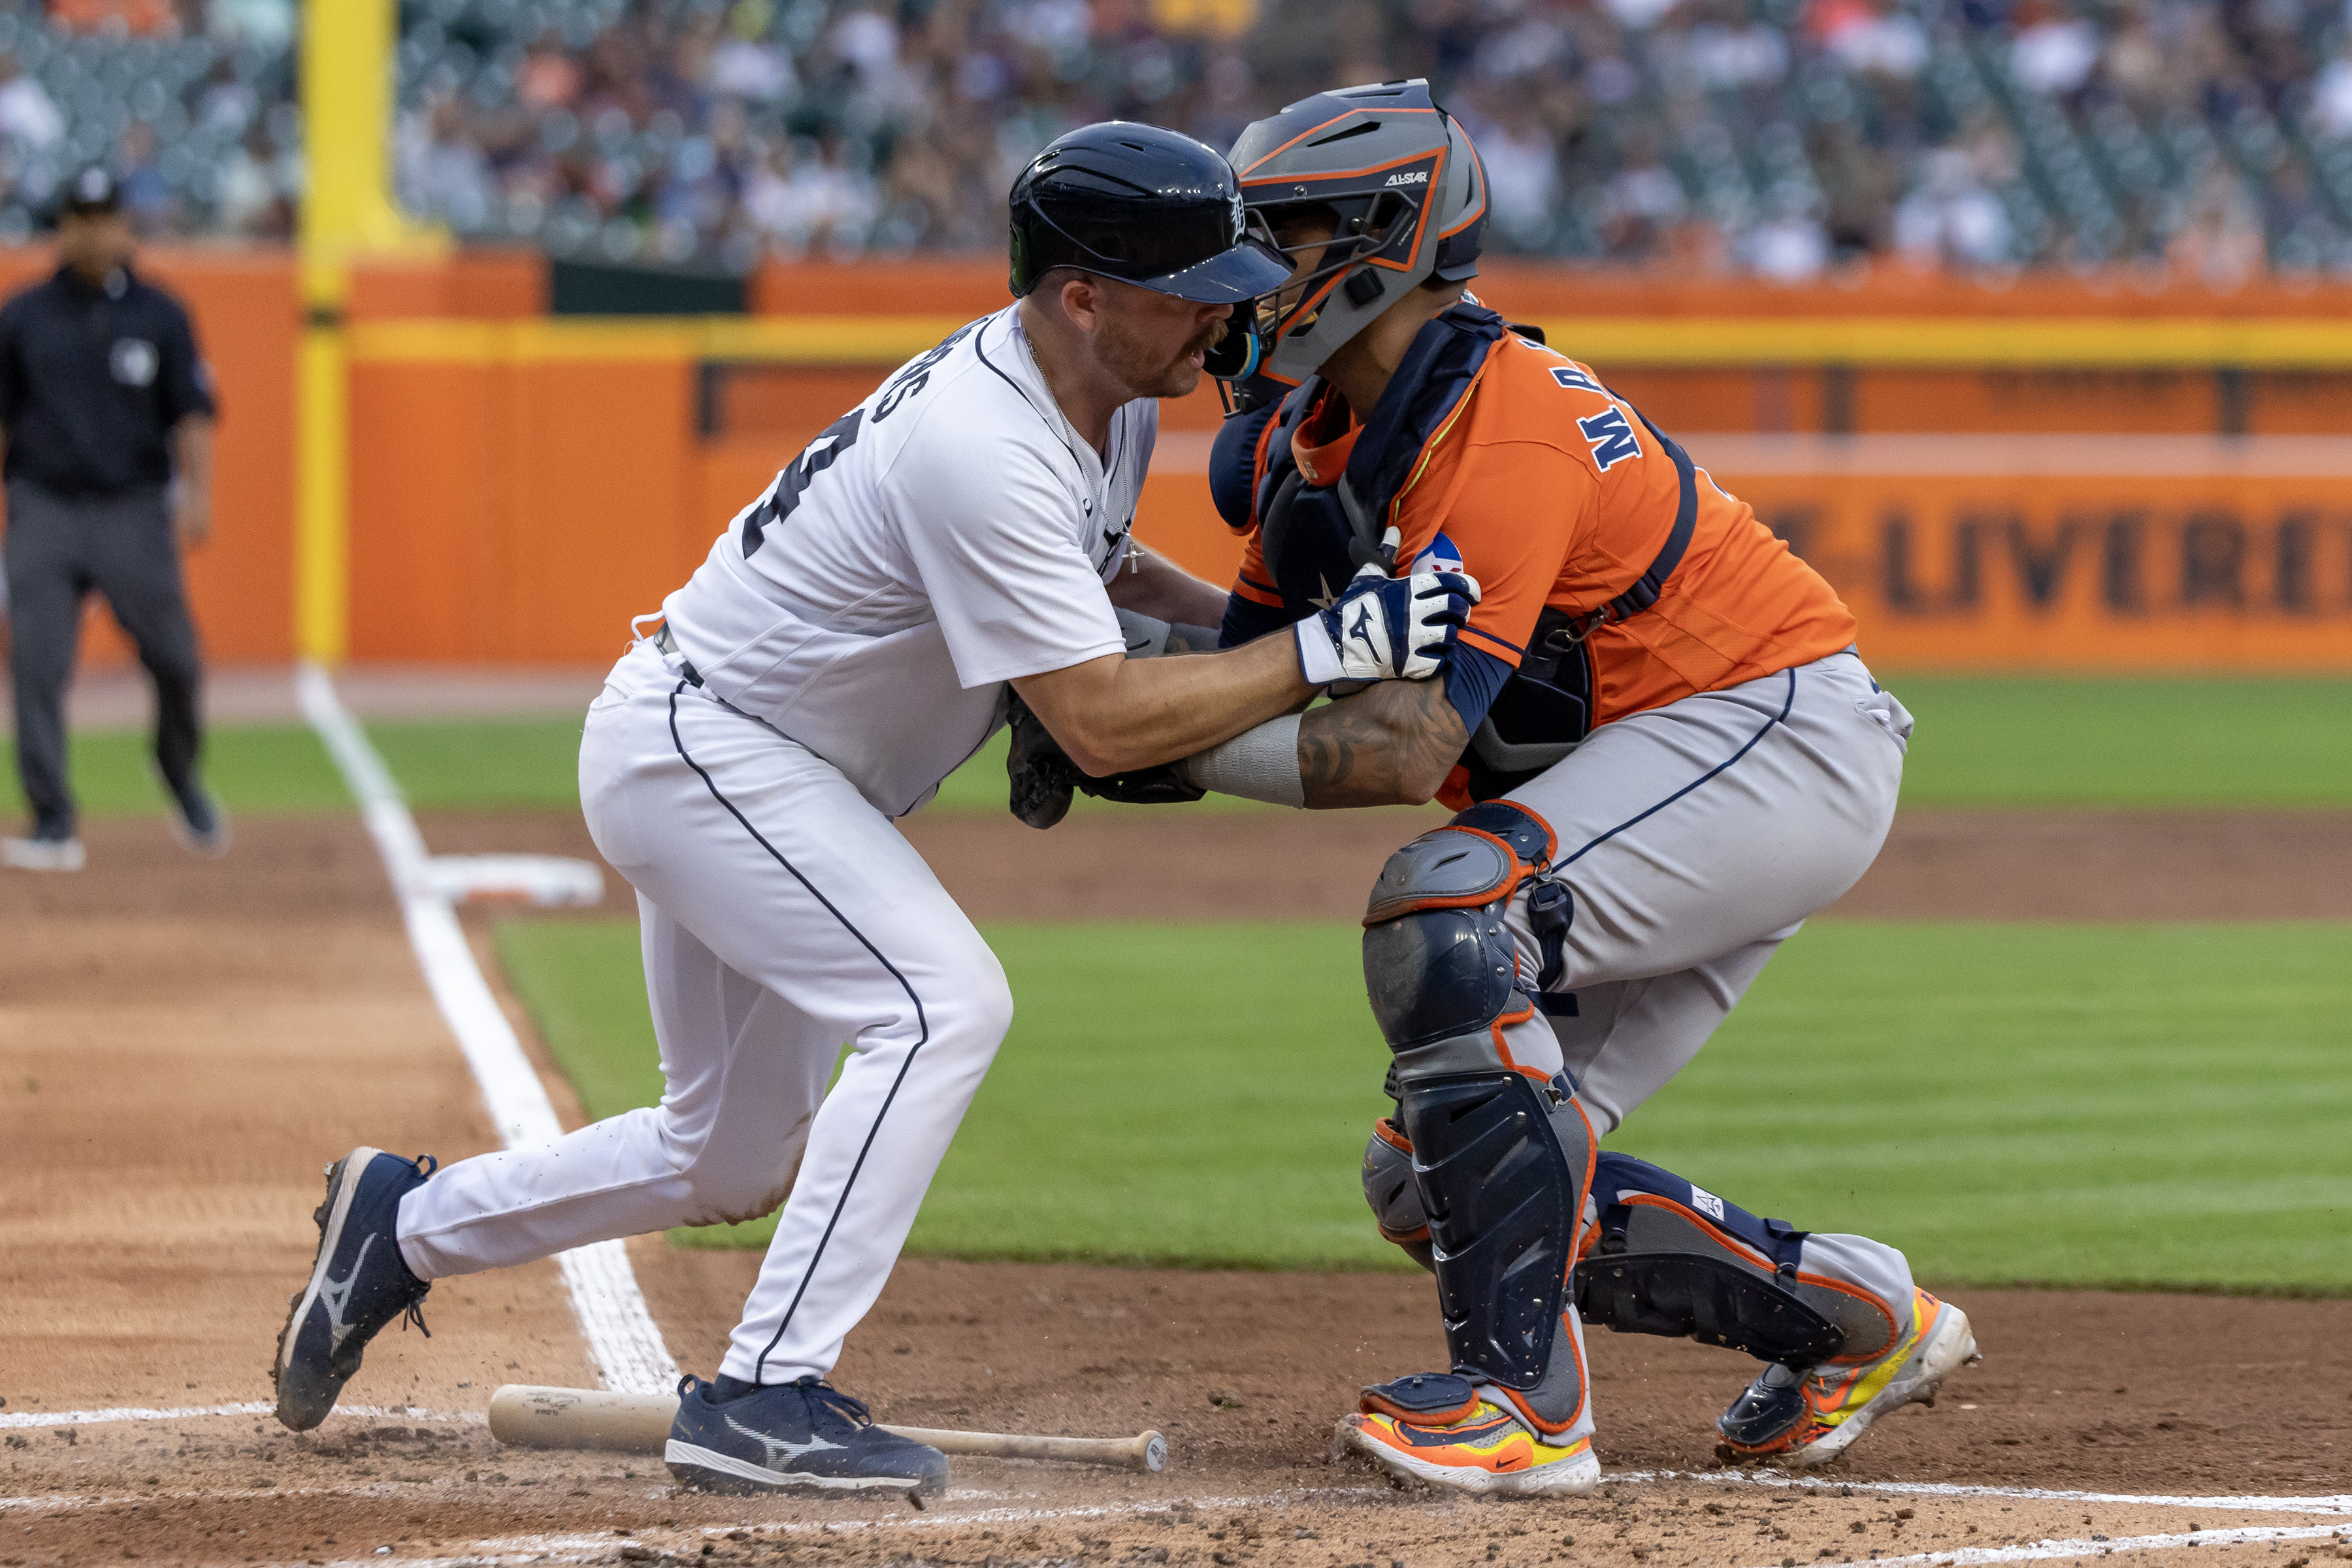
[1780,1522,2352,1568]
[0,1401,482,1432]
[1636,1471,2352,1518]
[296,662,679,1397]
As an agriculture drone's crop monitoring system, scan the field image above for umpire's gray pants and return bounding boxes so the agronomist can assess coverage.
[4,481,203,837]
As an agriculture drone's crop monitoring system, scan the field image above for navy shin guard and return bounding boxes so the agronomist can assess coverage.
[1575,1152,1888,1367]
[1362,801,1595,1429]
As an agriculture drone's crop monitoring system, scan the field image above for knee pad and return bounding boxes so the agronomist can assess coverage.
[1362,802,1595,1409]
[1360,1118,1435,1273]
[1361,800,1557,1075]
[1573,1152,1889,1367]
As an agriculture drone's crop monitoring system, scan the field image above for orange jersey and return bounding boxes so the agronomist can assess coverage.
[1232,326,1857,730]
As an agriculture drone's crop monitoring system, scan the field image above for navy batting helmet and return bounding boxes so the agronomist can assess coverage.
[1008,122,1290,305]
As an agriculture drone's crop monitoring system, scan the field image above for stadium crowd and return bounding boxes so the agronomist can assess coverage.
[1,0,2350,281]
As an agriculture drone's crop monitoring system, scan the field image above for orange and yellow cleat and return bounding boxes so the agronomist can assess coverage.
[1717,1288,1980,1468]
[1339,1373,1599,1497]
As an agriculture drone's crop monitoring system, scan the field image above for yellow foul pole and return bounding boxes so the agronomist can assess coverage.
[296,0,430,664]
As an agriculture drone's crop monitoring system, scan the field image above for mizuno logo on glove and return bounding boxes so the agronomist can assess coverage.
[1296,563,1482,686]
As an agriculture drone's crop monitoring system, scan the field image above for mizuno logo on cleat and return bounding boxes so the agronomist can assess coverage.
[725,1414,846,1466]
[320,1233,378,1353]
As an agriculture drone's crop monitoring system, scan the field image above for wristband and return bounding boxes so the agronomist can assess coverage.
[1294,619,1343,685]
[1181,713,1304,808]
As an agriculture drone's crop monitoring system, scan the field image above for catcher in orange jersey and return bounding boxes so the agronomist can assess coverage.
[1074,82,1980,1495]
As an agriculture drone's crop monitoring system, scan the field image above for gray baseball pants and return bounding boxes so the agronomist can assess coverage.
[4,481,203,838]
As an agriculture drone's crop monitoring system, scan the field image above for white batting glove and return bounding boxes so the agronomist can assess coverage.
[1294,564,1482,685]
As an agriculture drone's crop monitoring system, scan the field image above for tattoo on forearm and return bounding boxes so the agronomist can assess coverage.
[1298,679,1469,809]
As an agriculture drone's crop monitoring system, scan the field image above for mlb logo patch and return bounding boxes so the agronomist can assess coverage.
[1411,530,1464,576]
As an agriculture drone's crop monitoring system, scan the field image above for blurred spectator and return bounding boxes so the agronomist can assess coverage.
[48,0,179,36]
[1469,97,1562,250]
[1599,138,1690,261]
[2009,0,2099,98]
[1746,188,1832,282]
[0,52,60,148]
[2311,44,2352,139]
[2166,165,2267,289]
[1893,148,2011,269]
[1,0,2348,283]
[1814,0,1926,80]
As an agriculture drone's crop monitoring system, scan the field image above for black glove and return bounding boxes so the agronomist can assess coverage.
[1006,694,1081,830]
[1074,761,1205,808]
[1004,695,1206,828]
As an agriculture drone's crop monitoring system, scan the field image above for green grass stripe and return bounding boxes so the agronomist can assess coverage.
[0,715,593,819]
[8,674,2350,819]
[1884,674,2352,807]
[493,917,2352,1291]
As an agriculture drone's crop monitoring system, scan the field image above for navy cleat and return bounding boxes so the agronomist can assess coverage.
[666,1374,948,1497]
[272,1148,436,1431]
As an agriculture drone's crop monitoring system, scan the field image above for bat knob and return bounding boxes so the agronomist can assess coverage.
[1141,1431,1169,1473]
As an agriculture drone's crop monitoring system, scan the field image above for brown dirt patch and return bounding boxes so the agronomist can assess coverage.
[409,804,2352,923]
[3,811,2347,1567]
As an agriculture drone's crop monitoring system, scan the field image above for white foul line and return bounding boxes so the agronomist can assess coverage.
[1641,1471,2352,1518]
[1779,1522,2352,1568]
[296,661,679,1397]
[0,1401,483,1432]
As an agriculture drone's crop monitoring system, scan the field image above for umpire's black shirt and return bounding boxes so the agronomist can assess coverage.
[0,265,215,498]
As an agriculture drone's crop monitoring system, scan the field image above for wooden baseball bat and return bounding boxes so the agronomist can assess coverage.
[487,1384,1169,1473]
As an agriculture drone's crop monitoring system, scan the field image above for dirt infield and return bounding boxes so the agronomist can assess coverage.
[2,808,2347,1565]
[416,803,2352,923]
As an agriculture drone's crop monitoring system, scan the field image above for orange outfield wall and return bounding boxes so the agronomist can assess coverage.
[9,246,2351,670]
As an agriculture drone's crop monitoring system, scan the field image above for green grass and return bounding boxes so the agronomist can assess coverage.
[10,676,2349,819]
[493,917,2352,1291]
[1884,675,2352,807]
[0,715,590,819]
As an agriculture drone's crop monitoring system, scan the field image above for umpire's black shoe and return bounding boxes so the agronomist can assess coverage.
[272,1148,436,1431]
[159,770,230,858]
[666,1374,948,1497]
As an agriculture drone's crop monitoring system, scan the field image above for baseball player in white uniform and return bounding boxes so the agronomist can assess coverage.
[270,123,1477,1498]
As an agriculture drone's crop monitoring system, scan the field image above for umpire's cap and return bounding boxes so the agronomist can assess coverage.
[63,167,121,216]
[1009,122,1290,303]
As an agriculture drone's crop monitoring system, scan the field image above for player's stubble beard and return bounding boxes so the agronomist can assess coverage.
[1097,307,1228,400]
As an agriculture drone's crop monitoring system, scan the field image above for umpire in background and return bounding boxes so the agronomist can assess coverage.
[0,167,221,872]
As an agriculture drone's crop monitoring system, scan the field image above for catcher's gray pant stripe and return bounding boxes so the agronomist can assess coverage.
[1484,649,1909,1136]
[1549,666,1797,873]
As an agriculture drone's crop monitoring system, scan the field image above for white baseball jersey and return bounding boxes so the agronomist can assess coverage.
[661,305,1156,816]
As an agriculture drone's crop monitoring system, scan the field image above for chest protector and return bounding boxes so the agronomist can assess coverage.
[1211,305,1698,802]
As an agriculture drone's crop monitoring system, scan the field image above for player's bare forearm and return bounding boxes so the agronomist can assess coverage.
[1012,633,1313,776]
[1299,678,1469,809]
[1106,542,1230,629]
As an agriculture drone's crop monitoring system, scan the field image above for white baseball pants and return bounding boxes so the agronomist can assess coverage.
[397,642,1011,1385]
